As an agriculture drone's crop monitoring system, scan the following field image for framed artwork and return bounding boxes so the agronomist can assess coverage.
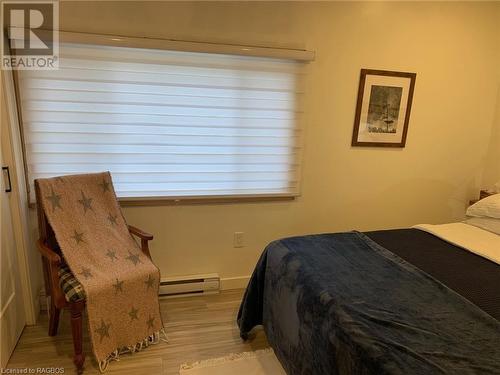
[351,69,416,147]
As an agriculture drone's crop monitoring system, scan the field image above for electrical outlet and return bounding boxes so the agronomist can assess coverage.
[234,232,244,248]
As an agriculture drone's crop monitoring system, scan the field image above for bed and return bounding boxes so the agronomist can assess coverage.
[238,197,500,374]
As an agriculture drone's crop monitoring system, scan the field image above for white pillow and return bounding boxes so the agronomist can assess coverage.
[466,193,500,219]
[464,217,500,235]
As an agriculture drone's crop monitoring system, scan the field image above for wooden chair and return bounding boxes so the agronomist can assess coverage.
[34,180,154,373]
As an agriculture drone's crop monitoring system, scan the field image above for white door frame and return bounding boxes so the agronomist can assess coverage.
[1,69,38,325]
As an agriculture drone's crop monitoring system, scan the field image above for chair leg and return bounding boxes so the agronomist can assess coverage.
[70,301,85,374]
[48,301,60,336]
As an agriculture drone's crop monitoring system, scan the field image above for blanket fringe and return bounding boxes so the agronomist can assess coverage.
[98,328,168,373]
[179,348,275,371]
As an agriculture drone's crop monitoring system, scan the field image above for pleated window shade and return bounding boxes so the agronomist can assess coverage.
[17,42,305,201]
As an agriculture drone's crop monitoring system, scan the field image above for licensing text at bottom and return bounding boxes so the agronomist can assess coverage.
[1,368,65,374]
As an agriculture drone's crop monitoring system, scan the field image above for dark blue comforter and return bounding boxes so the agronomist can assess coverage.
[237,232,500,374]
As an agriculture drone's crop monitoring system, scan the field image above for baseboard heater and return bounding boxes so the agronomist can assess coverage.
[159,273,220,297]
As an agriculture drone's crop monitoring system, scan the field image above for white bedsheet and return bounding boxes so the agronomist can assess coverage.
[413,223,500,265]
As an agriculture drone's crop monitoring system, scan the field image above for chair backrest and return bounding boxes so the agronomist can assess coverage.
[35,180,61,253]
[35,179,63,300]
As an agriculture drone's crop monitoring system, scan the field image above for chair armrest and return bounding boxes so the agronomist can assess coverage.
[37,240,67,308]
[128,225,153,241]
[37,240,61,264]
[128,225,153,259]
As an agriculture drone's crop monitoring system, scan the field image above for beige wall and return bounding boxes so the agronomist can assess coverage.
[482,16,500,189]
[18,2,500,285]
[482,87,500,189]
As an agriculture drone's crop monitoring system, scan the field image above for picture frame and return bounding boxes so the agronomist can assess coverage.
[351,69,416,148]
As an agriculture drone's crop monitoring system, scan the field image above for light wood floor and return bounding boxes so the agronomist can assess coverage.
[7,289,269,374]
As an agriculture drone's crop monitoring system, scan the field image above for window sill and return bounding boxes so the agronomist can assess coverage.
[118,194,297,206]
[29,194,297,209]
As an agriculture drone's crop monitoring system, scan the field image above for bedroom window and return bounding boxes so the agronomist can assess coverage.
[14,37,311,203]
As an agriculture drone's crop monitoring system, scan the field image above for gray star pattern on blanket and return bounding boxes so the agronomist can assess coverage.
[113,279,124,294]
[71,230,85,245]
[79,267,93,279]
[95,319,111,343]
[105,249,118,261]
[126,251,142,266]
[78,191,93,214]
[146,315,155,329]
[129,306,139,321]
[145,275,155,290]
[98,179,111,193]
[108,213,118,226]
[45,187,62,212]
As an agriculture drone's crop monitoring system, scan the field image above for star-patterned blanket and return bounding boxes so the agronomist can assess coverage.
[36,172,165,371]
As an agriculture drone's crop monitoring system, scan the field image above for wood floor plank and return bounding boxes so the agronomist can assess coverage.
[6,289,269,374]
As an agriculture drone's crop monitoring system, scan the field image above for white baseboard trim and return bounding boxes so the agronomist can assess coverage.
[220,276,250,290]
[37,277,249,309]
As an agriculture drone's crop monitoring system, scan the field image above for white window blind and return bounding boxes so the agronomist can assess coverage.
[17,42,304,201]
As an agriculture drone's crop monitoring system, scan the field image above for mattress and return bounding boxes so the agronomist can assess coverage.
[366,228,499,321]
